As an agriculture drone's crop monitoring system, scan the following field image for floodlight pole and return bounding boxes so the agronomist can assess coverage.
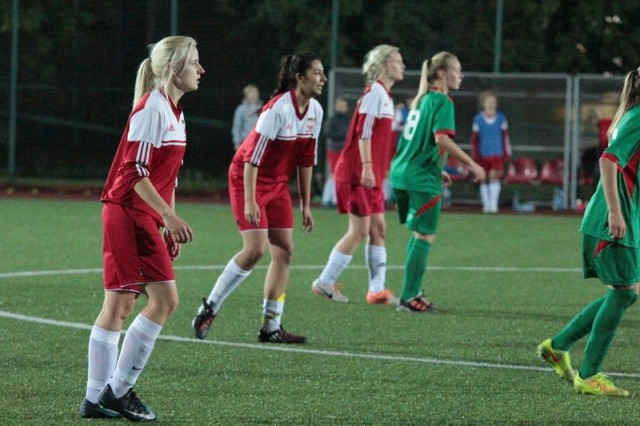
[8,0,19,181]
[170,0,178,35]
[493,0,504,73]
[328,0,339,117]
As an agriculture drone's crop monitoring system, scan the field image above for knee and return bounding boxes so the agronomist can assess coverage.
[115,300,137,322]
[243,247,266,265]
[98,299,136,328]
[165,296,179,316]
[274,243,294,264]
[149,294,179,317]
[349,228,369,243]
[614,289,637,308]
[371,224,386,241]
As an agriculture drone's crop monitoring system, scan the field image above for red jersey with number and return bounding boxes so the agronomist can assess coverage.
[101,90,186,226]
[230,89,322,186]
[334,81,395,188]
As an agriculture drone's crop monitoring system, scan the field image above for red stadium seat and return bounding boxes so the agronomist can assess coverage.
[444,156,470,182]
[540,158,564,185]
[506,157,538,184]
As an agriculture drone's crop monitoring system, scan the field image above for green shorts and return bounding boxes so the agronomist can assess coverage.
[583,234,640,285]
[394,189,442,235]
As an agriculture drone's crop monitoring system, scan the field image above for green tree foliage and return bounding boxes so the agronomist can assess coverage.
[0,0,95,81]
[2,0,639,83]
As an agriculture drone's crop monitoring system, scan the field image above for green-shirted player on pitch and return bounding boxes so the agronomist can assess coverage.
[537,68,640,397]
[389,52,485,313]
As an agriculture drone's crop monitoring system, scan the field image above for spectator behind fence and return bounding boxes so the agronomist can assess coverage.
[231,84,263,150]
[471,90,511,213]
[322,96,350,207]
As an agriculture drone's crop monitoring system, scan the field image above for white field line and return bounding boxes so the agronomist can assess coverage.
[0,264,582,280]
[1,309,639,380]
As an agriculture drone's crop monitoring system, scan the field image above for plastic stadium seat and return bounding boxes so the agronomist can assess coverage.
[506,157,539,184]
[444,156,470,182]
[540,159,564,185]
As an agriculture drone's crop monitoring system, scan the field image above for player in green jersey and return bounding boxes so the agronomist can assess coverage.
[537,68,640,397]
[389,52,485,312]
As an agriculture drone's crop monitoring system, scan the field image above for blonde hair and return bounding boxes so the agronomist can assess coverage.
[362,44,399,85]
[411,51,458,110]
[133,35,197,108]
[608,68,640,139]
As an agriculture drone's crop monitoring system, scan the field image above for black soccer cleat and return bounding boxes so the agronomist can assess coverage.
[192,297,217,340]
[79,398,122,419]
[98,385,157,422]
[258,326,307,344]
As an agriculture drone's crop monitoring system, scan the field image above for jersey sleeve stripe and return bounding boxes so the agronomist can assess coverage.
[361,113,375,139]
[135,142,151,177]
[435,129,456,138]
[250,133,270,165]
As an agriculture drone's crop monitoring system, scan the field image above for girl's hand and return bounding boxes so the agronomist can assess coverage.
[163,213,193,244]
[441,171,452,186]
[469,163,486,183]
[361,164,375,189]
[163,229,181,261]
[244,200,261,226]
[608,211,626,240]
[301,206,314,232]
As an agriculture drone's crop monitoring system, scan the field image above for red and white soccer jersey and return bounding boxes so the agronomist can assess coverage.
[229,89,322,230]
[230,89,322,186]
[101,90,186,226]
[334,80,395,188]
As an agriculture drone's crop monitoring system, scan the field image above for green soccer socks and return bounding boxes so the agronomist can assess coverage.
[400,235,432,302]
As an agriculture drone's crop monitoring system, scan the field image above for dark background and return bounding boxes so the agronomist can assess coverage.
[0,0,636,184]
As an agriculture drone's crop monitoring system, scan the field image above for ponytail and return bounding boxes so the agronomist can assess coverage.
[270,51,321,99]
[271,55,295,98]
[133,58,154,108]
[410,53,457,110]
[410,59,430,110]
[608,68,640,140]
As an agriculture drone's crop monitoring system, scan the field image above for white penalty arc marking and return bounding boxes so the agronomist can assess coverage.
[1,309,639,380]
[0,264,582,280]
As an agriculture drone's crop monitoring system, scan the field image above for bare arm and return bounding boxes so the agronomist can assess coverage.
[358,137,374,189]
[243,162,260,226]
[600,156,626,239]
[436,133,486,183]
[133,177,193,243]
[297,166,314,232]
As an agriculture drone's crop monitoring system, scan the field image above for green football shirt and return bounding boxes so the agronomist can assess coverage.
[580,105,640,248]
[390,89,455,193]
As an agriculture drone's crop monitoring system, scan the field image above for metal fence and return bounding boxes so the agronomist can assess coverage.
[328,68,625,209]
[1,66,627,208]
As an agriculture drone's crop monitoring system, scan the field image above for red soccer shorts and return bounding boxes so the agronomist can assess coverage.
[229,178,293,231]
[336,182,385,216]
[478,156,505,176]
[102,202,175,293]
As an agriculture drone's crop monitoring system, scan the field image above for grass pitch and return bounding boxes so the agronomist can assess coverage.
[1,197,639,425]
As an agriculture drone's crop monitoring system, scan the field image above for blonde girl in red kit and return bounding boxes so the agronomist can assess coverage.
[79,36,204,422]
[312,45,405,305]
